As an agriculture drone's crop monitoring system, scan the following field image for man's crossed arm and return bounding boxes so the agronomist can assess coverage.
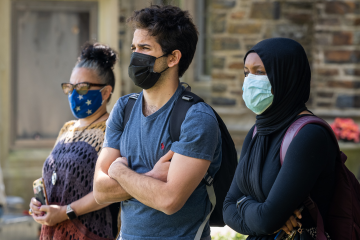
[93,147,130,204]
[93,147,210,215]
[108,151,210,215]
[93,147,171,204]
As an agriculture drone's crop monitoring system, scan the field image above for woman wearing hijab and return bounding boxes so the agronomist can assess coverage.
[223,38,336,240]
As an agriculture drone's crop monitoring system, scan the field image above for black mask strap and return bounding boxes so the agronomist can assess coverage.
[156,53,168,59]
[159,67,169,74]
[156,53,169,74]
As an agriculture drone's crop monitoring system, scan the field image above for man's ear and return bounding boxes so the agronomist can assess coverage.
[102,85,113,102]
[167,50,182,68]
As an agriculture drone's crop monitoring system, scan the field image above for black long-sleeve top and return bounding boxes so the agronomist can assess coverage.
[223,118,337,239]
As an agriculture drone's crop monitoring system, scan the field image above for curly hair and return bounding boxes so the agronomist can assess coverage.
[75,42,117,101]
[127,5,198,77]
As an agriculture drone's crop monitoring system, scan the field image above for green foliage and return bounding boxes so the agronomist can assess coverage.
[211,232,247,240]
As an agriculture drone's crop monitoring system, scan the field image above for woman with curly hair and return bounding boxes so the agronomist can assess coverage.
[29,43,120,240]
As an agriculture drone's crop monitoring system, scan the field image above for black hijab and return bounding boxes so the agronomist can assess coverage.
[237,38,311,202]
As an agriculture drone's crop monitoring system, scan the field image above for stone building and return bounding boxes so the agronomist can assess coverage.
[209,0,360,117]
[1,0,360,202]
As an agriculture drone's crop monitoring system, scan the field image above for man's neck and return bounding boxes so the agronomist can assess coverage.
[142,76,179,117]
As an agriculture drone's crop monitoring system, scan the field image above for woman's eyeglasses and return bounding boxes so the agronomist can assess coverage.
[61,82,107,95]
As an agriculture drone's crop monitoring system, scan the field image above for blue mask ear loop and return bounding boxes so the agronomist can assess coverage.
[99,86,108,105]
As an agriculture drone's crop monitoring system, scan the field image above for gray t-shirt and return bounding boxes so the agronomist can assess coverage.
[103,84,222,240]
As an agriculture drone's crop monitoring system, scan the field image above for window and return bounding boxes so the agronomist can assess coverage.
[195,0,211,81]
[11,1,98,148]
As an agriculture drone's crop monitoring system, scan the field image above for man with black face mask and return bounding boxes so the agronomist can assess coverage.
[128,52,169,89]
[94,5,222,240]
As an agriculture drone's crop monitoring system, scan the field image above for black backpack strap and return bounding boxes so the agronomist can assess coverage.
[124,93,139,127]
[169,90,217,238]
[169,90,217,186]
[169,91,204,142]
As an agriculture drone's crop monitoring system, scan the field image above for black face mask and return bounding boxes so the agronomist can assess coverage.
[128,52,169,89]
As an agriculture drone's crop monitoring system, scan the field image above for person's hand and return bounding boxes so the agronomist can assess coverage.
[32,204,68,226]
[147,150,174,182]
[29,197,44,217]
[280,209,302,234]
[108,157,128,179]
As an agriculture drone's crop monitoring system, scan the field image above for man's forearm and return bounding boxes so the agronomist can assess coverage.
[108,152,208,215]
[111,164,175,214]
[93,171,132,204]
[93,164,159,204]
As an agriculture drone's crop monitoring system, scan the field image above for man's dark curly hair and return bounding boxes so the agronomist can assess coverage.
[127,5,198,77]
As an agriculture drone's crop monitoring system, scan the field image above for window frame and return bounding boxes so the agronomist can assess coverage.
[194,0,211,82]
[10,1,98,149]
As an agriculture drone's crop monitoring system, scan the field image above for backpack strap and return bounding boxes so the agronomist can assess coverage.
[280,115,339,240]
[124,93,139,127]
[194,185,216,240]
[169,91,204,142]
[169,90,216,184]
[168,88,217,240]
[280,116,341,164]
[253,116,343,163]
[303,198,327,240]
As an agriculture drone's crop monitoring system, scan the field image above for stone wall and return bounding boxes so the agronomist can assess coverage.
[210,0,360,117]
[210,0,314,109]
[313,1,360,114]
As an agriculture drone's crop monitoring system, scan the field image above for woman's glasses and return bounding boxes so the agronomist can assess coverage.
[61,82,107,95]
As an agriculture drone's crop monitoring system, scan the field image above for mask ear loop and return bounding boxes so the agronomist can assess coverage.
[155,53,169,74]
[156,53,168,59]
[100,86,109,105]
[159,67,169,74]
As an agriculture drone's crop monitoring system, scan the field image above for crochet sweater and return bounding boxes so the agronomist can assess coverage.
[41,120,119,240]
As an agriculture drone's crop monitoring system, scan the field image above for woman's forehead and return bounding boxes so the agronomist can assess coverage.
[245,52,264,67]
[70,68,100,84]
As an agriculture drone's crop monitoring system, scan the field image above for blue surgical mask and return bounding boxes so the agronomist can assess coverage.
[68,87,105,119]
[242,73,274,115]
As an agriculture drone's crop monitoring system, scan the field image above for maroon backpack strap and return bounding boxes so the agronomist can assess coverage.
[280,115,339,240]
[303,198,327,240]
[280,116,340,164]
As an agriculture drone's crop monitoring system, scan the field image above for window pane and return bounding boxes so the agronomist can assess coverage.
[203,0,211,76]
[16,10,89,139]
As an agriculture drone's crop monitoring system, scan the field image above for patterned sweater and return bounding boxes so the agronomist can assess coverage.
[41,120,119,240]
